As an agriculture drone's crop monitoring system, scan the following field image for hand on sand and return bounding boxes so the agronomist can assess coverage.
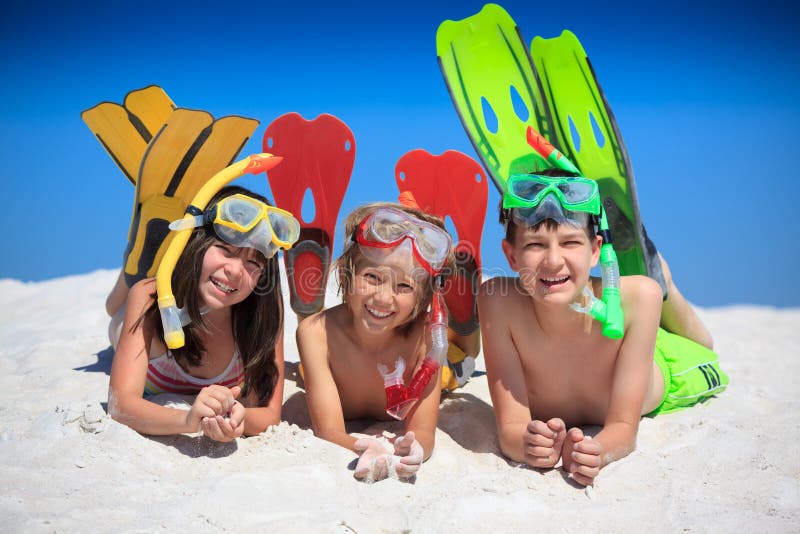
[391,431,423,479]
[524,418,567,468]
[561,427,602,486]
[200,399,245,442]
[186,385,244,441]
[353,437,394,482]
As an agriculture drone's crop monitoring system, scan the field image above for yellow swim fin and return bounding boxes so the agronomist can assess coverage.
[122,107,259,286]
[81,85,176,185]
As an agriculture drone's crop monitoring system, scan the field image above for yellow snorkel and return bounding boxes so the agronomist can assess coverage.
[156,153,283,349]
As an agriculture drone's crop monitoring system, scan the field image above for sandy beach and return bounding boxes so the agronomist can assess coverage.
[0,268,797,532]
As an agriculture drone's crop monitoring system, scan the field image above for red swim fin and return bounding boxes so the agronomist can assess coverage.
[263,113,355,316]
[395,150,488,335]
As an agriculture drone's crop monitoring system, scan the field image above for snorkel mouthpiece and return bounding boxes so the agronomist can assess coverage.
[568,211,624,339]
[156,153,284,349]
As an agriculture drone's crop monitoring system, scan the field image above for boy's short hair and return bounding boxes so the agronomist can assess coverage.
[335,202,454,333]
[500,168,597,243]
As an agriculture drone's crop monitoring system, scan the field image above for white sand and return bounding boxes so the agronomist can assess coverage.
[0,268,798,532]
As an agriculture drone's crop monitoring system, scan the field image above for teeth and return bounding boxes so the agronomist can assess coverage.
[211,278,235,293]
[366,306,392,318]
[542,275,569,283]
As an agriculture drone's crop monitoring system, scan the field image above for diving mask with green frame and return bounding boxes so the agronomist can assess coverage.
[503,128,624,339]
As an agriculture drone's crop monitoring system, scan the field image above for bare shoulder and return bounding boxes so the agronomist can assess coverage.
[478,276,527,308]
[296,304,352,363]
[123,278,157,327]
[620,275,663,323]
[296,304,348,340]
[127,278,157,304]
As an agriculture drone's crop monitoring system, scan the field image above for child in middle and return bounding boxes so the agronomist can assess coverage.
[296,201,454,482]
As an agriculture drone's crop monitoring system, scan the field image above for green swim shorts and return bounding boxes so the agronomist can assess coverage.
[648,328,729,415]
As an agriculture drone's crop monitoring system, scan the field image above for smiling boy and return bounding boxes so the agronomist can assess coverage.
[478,161,727,486]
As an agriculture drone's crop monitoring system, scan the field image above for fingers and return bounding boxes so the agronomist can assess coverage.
[565,426,585,444]
[200,414,244,442]
[392,431,416,456]
[570,470,596,487]
[524,420,563,467]
[395,457,420,479]
[397,437,423,465]
[373,455,389,481]
[353,453,372,479]
[563,432,602,486]
[196,385,237,417]
[354,449,390,481]
[228,400,246,428]
[527,420,556,439]
[354,436,423,482]
[353,437,375,454]
[546,418,566,435]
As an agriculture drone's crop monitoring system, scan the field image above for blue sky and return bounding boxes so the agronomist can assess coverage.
[1,1,798,307]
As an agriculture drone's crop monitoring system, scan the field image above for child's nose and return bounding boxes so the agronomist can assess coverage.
[543,246,563,267]
[374,281,394,302]
[224,255,245,278]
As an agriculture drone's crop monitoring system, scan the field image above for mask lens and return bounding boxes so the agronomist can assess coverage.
[360,208,452,274]
[369,209,409,244]
[511,179,549,201]
[558,180,596,204]
[219,197,261,232]
[415,227,449,267]
[268,210,300,244]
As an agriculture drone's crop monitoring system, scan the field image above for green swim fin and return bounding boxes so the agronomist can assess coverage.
[81,85,176,185]
[121,107,259,286]
[530,30,666,293]
[436,3,556,192]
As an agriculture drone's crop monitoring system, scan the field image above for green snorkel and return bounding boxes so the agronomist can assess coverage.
[581,208,624,339]
[510,127,624,339]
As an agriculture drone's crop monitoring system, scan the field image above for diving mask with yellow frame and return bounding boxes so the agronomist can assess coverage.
[169,193,300,260]
[156,153,287,349]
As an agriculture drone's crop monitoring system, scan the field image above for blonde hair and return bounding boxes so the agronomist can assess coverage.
[334,202,454,334]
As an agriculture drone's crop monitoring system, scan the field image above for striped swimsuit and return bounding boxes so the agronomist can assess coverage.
[144,350,244,396]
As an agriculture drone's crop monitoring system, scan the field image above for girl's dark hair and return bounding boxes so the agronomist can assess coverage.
[139,185,283,405]
[333,202,455,336]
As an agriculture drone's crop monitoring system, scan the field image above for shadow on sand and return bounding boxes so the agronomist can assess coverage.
[73,346,114,375]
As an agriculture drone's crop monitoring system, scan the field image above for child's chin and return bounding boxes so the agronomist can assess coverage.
[536,284,577,303]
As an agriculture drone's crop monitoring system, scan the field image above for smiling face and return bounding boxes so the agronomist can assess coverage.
[346,257,426,335]
[502,220,601,304]
[198,240,266,310]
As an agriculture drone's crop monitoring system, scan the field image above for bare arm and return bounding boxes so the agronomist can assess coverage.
[296,315,358,452]
[402,351,442,460]
[562,276,663,485]
[596,277,662,462]
[241,327,285,435]
[108,279,198,435]
[478,279,534,463]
